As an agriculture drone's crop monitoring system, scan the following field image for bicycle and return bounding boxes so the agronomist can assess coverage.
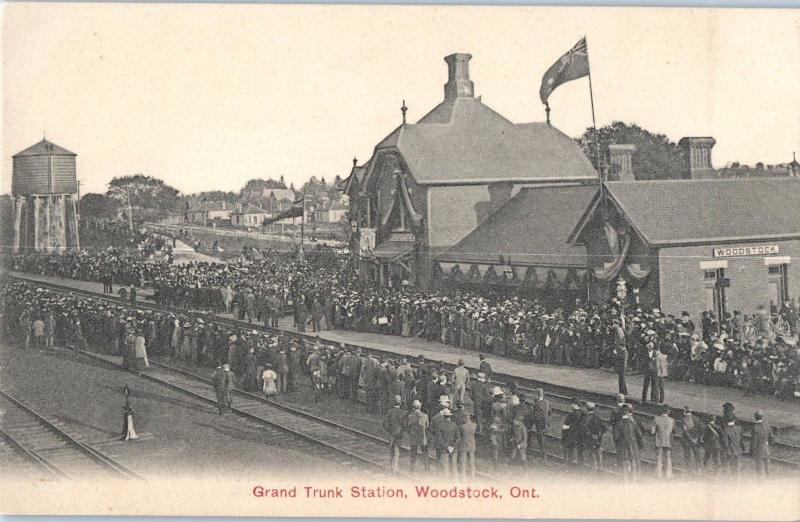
[742,312,799,342]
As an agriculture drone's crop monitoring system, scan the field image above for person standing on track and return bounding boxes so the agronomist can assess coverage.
[383,395,406,474]
[407,399,430,474]
[562,398,584,468]
[45,310,56,349]
[614,403,643,482]
[650,404,675,478]
[452,359,470,403]
[582,401,606,471]
[32,316,45,350]
[748,410,773,480]
[530,388,550,461]
[458,413,477,479]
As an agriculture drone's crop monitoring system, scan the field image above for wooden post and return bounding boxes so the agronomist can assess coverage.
[33,196,41,251]
[12,197,23,254]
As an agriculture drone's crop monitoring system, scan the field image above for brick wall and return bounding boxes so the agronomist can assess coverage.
[658,239,800,323]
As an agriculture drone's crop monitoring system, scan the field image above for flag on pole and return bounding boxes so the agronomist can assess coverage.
[264,195,305,224]
[539,37,589,105]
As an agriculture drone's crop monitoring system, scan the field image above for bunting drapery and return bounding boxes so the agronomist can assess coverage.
[593,221,631,281]
[626,262,652,280]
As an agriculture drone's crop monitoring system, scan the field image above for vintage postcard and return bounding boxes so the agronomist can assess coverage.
[1,2,799,519]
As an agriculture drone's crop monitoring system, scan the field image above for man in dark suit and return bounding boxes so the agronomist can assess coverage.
[641,342,658,402]
[613,404,643,482]
[721,402,745,477]
[213,364,235,414]
[749,410,773,480]
[436,409,460,477]
[383,395,407,474]
[582,401,607,471]
[562,398,584,467]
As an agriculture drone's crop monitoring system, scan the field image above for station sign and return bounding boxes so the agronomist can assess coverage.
[389,232,415,243]
[712,245,779,258]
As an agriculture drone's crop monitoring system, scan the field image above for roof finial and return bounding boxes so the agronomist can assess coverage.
[401,100,408,125]
[545,103,551,125]
[43,130,46,141]
[352,157,358,167]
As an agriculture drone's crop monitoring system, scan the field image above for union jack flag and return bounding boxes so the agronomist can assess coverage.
[539,37,590,105]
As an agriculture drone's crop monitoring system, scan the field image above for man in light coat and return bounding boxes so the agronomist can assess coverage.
[458,414,477,479]
[407,400,430,473]
[654,349,669,404]
[650,404,675,478]
[452,359,470,403]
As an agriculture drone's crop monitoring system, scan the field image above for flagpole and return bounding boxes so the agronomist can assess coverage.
[300,189,306,257]
[585,36,603,184]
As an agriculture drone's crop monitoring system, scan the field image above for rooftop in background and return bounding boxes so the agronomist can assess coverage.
[437,184,597,267]
[571,177,800,247]
[232,203,270,215]
[375,97,598,185]
[351,53,598,187]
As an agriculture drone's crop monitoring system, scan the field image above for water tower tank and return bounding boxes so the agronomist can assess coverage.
[11,139,80,253]
[12,139,78,196]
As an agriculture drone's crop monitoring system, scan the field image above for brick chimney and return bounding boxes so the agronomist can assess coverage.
[608,144,636,181]
[444,53,474,100]
[679,137,716,179]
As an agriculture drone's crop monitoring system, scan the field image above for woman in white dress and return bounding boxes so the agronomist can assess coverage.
[261,363,278,397]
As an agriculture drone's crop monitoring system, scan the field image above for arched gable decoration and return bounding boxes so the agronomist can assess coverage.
[468,264,481,280]
[524,266,540,287]
[565,268,581,291]
[544,269,559,289]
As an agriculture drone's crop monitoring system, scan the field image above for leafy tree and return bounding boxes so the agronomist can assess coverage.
[80,193,120,220]
[106,174,181,219]
[577,121,684,180]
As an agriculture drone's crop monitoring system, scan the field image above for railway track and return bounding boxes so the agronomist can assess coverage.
[0,389,142,481]
[7,273,800,475]
[65,348,420,479]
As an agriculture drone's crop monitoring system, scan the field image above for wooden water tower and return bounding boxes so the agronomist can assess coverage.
[11,139,81,253]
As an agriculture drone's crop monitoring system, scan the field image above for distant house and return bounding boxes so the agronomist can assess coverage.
[185,201,233,226]
[231,204,270,228]
[314,200,348,223]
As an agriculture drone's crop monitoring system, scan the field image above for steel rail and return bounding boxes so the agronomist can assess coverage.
[0,388,143,480]
[7,273,798,471]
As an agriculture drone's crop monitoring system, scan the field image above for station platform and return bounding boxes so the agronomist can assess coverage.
[8,270,800,435]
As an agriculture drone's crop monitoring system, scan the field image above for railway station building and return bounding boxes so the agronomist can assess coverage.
[342,52,597,290]
[568,176,800,322]
[432,136,800,322]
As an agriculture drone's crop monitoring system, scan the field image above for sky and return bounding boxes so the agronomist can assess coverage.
[2,4,799,196]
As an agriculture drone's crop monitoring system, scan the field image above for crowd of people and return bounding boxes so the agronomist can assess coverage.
[8,232,799,399]
[0,278,784,481]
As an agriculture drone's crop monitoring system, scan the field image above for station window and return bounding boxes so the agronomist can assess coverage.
[767,264,788,311]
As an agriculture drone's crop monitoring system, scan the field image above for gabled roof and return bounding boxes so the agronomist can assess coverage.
[374,97,597,185]
[14,139,76,157]
[436,184,597,267]
[232,204,270,215]
[187,201,231,213]
[570,178,800,247]
[343,159,370,195]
